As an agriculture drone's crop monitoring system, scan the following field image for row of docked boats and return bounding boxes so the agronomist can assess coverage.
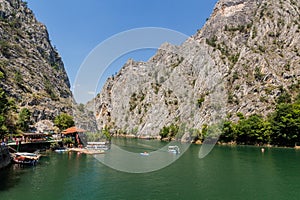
[10,142,108,165]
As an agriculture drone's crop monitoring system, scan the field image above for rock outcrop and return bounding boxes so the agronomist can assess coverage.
[93,0,300,136]
[0,0,73,122]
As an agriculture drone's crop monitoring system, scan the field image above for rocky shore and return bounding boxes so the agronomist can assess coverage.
[0,145,11,169]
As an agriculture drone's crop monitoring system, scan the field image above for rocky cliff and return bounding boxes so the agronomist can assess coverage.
[0,0,73,122]
[94,0,300,136]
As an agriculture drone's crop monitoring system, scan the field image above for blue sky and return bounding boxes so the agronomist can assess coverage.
[26,0,217,102]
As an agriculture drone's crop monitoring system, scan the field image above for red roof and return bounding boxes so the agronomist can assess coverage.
[62,127,86,134]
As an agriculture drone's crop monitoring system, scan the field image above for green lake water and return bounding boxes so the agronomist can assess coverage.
[1,139,300,200]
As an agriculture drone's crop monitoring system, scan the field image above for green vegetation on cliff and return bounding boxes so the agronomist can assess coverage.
[219,94,300,147]
[159,123,179,141]
[0,87,10,136]
[17,108,31,131]
[54,113,75,131]
[0,74,18,138]
[157,92,300,147]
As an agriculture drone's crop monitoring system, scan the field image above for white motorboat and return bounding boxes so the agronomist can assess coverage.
[168,145,180,154]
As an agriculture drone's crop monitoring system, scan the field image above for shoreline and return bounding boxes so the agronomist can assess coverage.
[110,134,300,150]
[68,148,105,155]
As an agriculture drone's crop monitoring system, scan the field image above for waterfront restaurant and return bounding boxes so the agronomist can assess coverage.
[22,132,48,143]
[61,127,86,147]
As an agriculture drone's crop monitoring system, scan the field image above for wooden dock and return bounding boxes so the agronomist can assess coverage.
[8,140,62,152]
[69,148,105,155]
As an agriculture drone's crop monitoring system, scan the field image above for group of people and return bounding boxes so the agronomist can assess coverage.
[1,138,8,146]
[0,137,28,146]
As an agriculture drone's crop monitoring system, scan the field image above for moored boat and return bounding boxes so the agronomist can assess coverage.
[86,141,110,151]
[54,148,69,153]
[140,152,149,156]
[12,152,40,165]
[168,145,180,154]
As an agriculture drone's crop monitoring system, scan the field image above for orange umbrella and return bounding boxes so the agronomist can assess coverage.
[62,127,86,135]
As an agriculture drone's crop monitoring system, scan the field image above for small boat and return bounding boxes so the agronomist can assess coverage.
[12,152,41,165]
[140,152,149,156]
[54,148,69,153]
[168,145,180,154]
[86,141,110,151]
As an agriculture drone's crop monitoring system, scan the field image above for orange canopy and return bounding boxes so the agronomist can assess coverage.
[62,127,86,134]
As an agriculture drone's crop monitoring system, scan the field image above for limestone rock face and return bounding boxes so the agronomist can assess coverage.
[0,0,73,122]
[73,102,99,133]
[93,0,300,136]
[34,120,54,133]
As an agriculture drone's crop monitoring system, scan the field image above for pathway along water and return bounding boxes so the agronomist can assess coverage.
[1,139,300,200]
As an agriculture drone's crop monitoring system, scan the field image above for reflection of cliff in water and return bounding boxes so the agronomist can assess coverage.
[0,163,36,191]
[0,145,10,169]
[0,145,20,191]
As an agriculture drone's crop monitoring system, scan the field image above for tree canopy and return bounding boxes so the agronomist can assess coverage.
[17,108,31,131]
[219,100,300,147]
[54,113,75,131]
[0,87,17,138]
[0,88,9,138]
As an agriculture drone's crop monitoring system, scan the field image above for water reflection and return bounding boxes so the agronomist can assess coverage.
[1,144,300,199]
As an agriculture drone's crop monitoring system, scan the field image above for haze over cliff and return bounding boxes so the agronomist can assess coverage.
[93,0,300,136]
